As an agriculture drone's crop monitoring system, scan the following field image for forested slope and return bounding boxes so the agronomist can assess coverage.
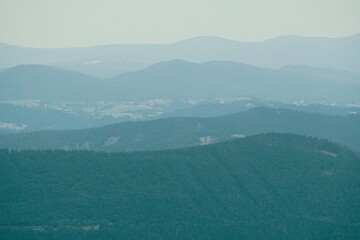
[1,107,359,151]
[0,134,359,239]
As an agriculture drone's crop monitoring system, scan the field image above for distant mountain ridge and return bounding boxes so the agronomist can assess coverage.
[0,64,99,101]
[1,107,359,152]
[107,60,360,102]
[1,60,358,102]
[1,34,359,78]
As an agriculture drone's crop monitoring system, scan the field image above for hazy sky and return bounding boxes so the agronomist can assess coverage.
[0,0,359,48]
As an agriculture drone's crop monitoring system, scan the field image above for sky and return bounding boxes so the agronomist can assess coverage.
[0,0,359,48]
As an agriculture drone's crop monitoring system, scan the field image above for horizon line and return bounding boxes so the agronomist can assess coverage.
[1,32,359,50]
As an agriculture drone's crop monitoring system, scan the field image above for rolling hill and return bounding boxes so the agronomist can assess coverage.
[0,134,359,239]
[1,97,358,134]
[109,60,360,102]
[1,61,359,102]
[0,64,102,101]
[1,107,359,151]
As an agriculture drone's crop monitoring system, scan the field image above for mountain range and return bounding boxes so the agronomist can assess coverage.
[1,60,359,102]
[1,34,359,78]
[1,33,360,240]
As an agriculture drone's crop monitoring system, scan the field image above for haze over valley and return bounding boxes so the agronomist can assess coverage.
[0,0,359,239]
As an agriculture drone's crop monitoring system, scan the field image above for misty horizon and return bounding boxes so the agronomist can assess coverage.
[0,32,360,49]
[1,0,359,48]
[0,1,359,239]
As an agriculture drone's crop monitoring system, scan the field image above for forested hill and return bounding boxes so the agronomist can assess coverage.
[1,107,359,152]
[0,133,359,239]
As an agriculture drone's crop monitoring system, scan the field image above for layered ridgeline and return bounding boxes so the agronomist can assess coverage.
[1,61,359,102]
[1,96,359,134]
[1,34,360,78]
[0,134,359,239]
[1,107,359,152]
[108,60,360,102]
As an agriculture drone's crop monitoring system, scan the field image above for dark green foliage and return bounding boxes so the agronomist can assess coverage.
[1,107,359,152]
[0,134,359,239]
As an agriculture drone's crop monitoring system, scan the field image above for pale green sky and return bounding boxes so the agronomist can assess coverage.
[0,0,359,48]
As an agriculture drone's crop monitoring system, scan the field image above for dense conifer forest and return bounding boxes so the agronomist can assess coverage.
[1,134,359,239]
